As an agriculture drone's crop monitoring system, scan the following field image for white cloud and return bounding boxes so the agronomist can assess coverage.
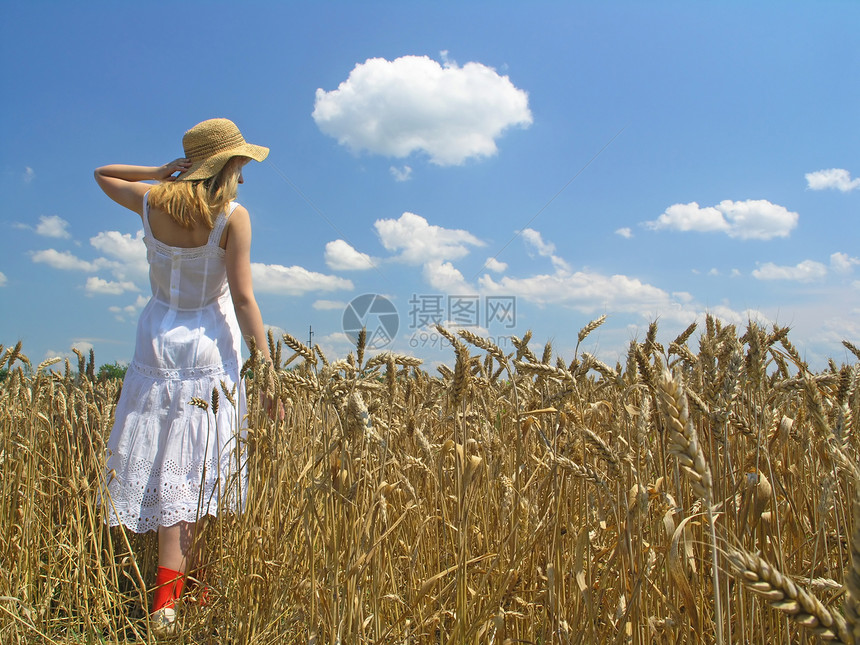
[423,260,471,293]
[313,299,348,310]
[264,324,287,341]
[0,271,6,287]
[85,276,139,296]
[319,331,353,345]
[42,341,106,368]
[315,331,356,359]
[45,340,99,365]
[647,202,726,233]
[23,167,35,183]
[31,249,99,272]
[705,307,772,328]
[645,200,798,240]
[31,230,150,299]
[251,263,353,296]
[89,230,148,282]
[752,260,828,282]
[390,165,413,182]
[831,252,860,274]
[35,215,71,239]
[615,227,633,239]
[324,239,376,271]
[521,228,555,256]
[110,294,150,321]
[708,268,720,276]
[375,212,484,264]
[312,54,532,166]
[479,270,676,313]
[673,291,694,304]
[72,340,94,354]
[805,168,860,192]
[521,228,571,272]
[483,257,507,273]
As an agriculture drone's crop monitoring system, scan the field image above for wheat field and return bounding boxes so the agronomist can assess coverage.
[2,316,860,644]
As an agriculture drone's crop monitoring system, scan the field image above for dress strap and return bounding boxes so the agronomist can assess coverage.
[207,201,240,247]
[142,191,153,237]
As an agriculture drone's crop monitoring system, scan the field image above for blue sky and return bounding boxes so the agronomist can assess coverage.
[1,1,858,370]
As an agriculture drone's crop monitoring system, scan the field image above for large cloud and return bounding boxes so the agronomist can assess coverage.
[312,54,532,166]
[805,168,860,192]
[375,212,484,264]
[645,200,798,240]
[251,263,353,296]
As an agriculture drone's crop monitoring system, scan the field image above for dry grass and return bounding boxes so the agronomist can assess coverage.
[1,316,859,644]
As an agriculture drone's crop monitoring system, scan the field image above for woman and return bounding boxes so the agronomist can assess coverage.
[95,118,272,633]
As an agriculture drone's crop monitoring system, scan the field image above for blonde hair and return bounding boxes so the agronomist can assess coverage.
[147,156,247,229]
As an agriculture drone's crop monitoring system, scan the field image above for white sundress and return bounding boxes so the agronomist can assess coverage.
[105,193,247,533]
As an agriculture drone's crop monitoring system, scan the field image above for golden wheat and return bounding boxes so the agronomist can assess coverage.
[1,318,859,644]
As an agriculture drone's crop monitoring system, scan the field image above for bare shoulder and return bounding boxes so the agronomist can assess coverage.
[224,204,252,250]
[231,203,249,217]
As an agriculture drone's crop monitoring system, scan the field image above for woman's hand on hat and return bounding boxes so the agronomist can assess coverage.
[157,158,193,181]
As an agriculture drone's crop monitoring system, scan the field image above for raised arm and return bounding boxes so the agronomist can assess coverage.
[224,205,272,363]
[94,159,192,216]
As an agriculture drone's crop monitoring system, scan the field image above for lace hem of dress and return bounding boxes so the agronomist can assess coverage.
[129,360,239,380]
[107,503,234,534]
[104,455,247,533]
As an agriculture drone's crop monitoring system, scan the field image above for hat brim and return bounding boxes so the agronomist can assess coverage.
[176,142,269,182]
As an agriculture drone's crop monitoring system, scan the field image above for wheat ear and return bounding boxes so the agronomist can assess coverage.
[656,368,713,504]
[726,548,852,643]
[656,367,722,644]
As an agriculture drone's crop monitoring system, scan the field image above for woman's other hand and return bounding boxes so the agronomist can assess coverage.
[260,391,285,421]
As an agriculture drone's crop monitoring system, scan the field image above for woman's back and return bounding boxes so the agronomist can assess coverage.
[147,204,229,250]
[135,193,242,374]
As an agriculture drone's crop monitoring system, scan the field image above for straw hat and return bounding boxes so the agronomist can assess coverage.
[176,118,269,181]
